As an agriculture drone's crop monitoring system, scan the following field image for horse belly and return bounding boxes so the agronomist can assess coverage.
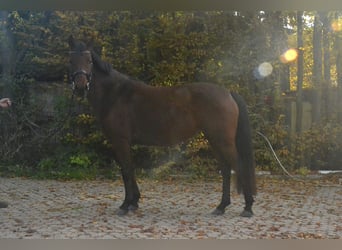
[133,112,199,146]
[131,85,200,146]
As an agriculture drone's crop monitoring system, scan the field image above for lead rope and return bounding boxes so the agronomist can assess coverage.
[256,131,296,178]
[28,87,75,139]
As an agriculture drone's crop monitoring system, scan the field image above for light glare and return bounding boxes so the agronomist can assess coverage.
[280,48,298,63]
[255,62,273,79]
[331,19,342,32]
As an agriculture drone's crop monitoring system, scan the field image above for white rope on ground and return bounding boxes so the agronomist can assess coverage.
[256,131,295,178]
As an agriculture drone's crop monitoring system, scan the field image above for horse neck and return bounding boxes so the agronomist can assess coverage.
[87,68,131,117]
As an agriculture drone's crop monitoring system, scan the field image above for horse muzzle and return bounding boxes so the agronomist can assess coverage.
[71,70,92,91]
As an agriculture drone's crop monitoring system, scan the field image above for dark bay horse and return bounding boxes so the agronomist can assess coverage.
[68,36,256,217]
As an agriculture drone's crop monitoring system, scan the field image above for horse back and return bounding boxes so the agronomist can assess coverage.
[126,82,237,146]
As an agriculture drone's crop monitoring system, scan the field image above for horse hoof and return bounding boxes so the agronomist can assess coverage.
[240,210,253,218]
[128,204,138,211]
[117,208,129,216]
[211,208,225,215]
[0,201,9,208]
[117,205,138,216]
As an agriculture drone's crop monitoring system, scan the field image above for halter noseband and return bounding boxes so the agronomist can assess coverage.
[71,70,92,91]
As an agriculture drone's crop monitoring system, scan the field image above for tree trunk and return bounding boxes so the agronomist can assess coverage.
[321,12,331,120]
[312,12,323,125]
[336,33,342,122]
[0,11,15,98]
[296,11,304,134]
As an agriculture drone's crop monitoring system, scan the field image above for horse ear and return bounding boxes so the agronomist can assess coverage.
[68,35,76,48]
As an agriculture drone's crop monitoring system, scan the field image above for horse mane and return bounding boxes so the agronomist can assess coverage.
[89,46,136,95]
[91,49,113,75]
[91,49,140,83]
[73,40,140,85]
[71,38,118,77]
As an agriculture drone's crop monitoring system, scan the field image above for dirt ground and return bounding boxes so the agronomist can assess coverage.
[0,174,341,239]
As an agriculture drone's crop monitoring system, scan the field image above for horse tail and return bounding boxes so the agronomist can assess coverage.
[231,92,257,196]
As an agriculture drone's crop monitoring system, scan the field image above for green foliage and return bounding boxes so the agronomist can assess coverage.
[291,122,342,169]
[5,11,67,81]
[296,166,310,176]
[0,164,31,177]
[35,148,117,180]
[39,112,119,180]
[149,161,176,180]
[181,133,219,179]
[254,112,342,173]
[69,154,91,168]
[132,133,219,180]
[1,11,342,180]
[254,114,293,173]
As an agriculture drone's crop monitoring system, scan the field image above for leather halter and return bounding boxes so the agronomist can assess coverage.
[69,50,92,91]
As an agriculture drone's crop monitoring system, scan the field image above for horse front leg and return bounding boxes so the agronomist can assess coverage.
[119,167,140,215]
[112,141,141,216]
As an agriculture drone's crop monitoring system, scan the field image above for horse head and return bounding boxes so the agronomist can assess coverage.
[68,35,93,96]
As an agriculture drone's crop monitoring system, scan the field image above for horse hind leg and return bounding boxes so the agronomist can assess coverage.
[234,149,254,217]
[210,142,255,217]
[210,141,237,215]
[238,168,254,217]
[231,91,256,217]
[240,191,254,217]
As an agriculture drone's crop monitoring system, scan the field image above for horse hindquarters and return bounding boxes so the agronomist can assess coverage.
[200,94,240,215]
[204,92,256,217]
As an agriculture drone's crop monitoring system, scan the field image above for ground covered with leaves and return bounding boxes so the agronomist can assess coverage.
[0,174,341,239]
